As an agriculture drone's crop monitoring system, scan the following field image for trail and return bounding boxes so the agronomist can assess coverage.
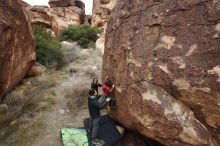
[0,48,102,146]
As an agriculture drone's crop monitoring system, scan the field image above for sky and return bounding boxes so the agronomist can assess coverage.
[23,0,93,15]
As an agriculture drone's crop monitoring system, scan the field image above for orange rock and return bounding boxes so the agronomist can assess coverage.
[27,63,47,77]
[23,0,85,34]
[103,0,220,145]
[0,0,35,102]
[49,0,70,8]
[92,0,116,28]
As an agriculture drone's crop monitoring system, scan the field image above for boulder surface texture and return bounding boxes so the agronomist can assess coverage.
[23,0,85,34]
[0,0,35,102]
[92,0,116,28]
[103,0,220,146]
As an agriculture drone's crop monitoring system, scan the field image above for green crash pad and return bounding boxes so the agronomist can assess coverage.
[61,128,89,146]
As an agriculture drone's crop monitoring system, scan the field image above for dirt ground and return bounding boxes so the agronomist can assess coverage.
[0,48,102,146]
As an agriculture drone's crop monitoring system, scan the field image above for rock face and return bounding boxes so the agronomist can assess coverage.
[84,15,92,25]
[24,6,55,30]
[23,0,85,34]
[49,0,75,8]
[0,0,35,102]
[47,5,84,33]
[0,104,8,114]
[92,0,116,56]
[103,0,220,146]
[27,63,47,77]
[92,0,116,28]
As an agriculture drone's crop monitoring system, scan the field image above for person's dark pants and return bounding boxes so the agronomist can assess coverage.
[107,95,116,108]
[98,95,116,108]
[89,118,93,131]
[91,117,100,139]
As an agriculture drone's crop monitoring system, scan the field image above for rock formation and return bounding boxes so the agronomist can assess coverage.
[92,0,116,28]
[49,0,75,8]
[0,0,35,102]
[27,63,47,77]
[92,0,117,56]
[24,5,57,32]
[103,0,220,146]
[23,0,85,34]
[21,1,31,7]
[84,15,92,25]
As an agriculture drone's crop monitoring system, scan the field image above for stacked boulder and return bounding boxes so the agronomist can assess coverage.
[92,0,117,55]
[23,0,85,34]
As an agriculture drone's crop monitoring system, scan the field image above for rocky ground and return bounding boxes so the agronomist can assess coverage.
[0,46,102,146]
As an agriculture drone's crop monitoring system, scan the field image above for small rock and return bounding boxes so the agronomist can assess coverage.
[0,104,8,114]
[153,12,159,18]
[26,62,47,77]
[10,120,18,126]
[59,109,65,115]
[213,33,219,39]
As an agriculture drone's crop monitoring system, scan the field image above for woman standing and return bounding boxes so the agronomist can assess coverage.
[91,78,102,94]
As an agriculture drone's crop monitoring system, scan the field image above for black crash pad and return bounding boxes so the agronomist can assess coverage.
[84,115,123,146]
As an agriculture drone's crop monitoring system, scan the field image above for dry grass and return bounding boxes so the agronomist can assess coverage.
[0,41,102,146]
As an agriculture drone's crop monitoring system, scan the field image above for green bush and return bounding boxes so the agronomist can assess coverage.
[33,26,63,68]
[60,25,102,48]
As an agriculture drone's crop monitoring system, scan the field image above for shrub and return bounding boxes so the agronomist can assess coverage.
[60,25,102,48]
[33,25,63,68]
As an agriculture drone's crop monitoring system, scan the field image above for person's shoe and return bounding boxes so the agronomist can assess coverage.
[92,138,105,145]
[110,106,117,109]
[100,139,105,145]
[92,138,101,145]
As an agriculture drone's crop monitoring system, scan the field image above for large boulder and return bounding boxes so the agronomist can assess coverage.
[47,6,83,31]
[92,0,116,28]
[92,0,116,56]
[49,0,69,8]
[49,0,76,7]
[22,4,59,34]
[103,0,220,146]
[96,37,105,56]
[0,0,35,102]
[26,6,53,28]
[21,1,31,7]
[23,0,85,34]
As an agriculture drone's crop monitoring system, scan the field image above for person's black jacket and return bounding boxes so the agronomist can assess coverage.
[88,96,108,119]
[91,83,102,94]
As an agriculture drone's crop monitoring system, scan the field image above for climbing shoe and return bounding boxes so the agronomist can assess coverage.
[92,138,105,145]
[110,106,117,109]
[87,129,92,133]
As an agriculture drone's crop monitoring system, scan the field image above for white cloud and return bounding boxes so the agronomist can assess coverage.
[22,0,93,15]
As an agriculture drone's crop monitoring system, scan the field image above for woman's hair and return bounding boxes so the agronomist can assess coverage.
[92,78,98,84]
[105,79,112,88]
